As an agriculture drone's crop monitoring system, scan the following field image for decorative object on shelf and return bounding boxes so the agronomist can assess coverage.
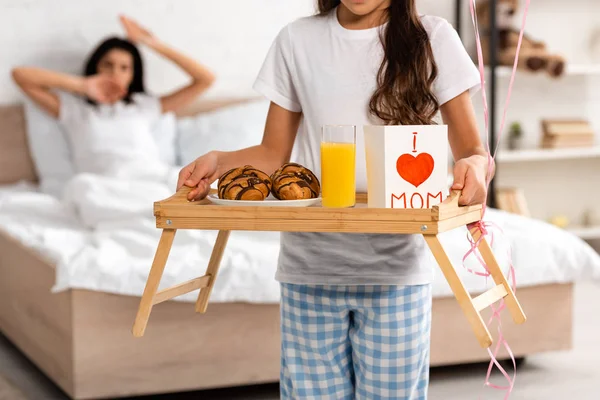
[582,209,600,228]
[549,215,570,229]
[508,121,523,150]
[496,187,530,217]
[540,119,596,149]
[476,0,566,78]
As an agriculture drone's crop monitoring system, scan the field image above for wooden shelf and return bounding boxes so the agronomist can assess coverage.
[496,146,600,163]
[567,226,600,240]
[491,64,600,77]
[565,64,600,76]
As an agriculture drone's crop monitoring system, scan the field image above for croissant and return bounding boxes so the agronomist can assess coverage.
[217,166,272,201]
[270,163,321,200]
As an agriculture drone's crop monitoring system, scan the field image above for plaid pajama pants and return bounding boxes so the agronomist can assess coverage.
[280,283,432,400]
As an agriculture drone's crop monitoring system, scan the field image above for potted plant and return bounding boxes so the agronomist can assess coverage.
[508,122,523,150]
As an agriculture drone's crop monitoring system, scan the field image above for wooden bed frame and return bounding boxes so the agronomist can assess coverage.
[0,102,574,399]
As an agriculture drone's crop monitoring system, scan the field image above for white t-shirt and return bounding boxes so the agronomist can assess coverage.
[254,9,481,286]
[58,92,168,180]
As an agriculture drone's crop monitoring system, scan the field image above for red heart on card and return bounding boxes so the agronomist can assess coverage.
[396,153,435,188]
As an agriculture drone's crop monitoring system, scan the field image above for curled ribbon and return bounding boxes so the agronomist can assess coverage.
[466,0,532,398]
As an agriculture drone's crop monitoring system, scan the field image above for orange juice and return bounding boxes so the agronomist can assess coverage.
[320,142,356,208]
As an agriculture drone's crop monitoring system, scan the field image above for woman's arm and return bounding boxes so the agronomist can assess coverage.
[441,90,495,206]
[178,102,301,201]
[11,67,125,118]
[120,15,216,114]
[12,68,86,118]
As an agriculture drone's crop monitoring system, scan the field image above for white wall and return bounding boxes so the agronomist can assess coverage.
[0,0,317,104]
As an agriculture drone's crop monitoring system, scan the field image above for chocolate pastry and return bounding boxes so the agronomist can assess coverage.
[217,166,272,201]
[270,163,320,200]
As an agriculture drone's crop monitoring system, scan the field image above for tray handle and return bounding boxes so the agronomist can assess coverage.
[438,190,462,210]
[433,190,484,221]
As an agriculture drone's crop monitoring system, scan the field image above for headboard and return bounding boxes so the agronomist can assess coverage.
[0,97,258,186]
[0,104,37,184]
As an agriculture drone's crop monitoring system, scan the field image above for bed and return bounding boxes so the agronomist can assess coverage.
[1,101,599,400]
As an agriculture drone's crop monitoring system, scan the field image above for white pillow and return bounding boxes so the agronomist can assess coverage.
[23,96,178,196]
[152,111,177,166]
[176,99,271,166]
[23,98,75,197]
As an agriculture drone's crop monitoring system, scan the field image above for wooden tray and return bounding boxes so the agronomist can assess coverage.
[132,188,526,348]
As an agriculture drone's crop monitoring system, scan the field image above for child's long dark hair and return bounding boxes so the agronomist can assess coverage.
[82,37,145,105]
[318,0,439,125]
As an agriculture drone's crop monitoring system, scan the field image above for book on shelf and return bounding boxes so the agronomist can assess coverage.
[541,136,596,149]
[540,119,596,149]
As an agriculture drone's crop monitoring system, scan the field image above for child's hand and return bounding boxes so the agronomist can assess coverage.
[177,152,220,201]
[451,155,492,206]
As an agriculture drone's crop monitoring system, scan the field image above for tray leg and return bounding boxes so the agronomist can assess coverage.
[195,230,231,313]
[424,234,493,348]
[132,229,177,337]
[470,227,527,325]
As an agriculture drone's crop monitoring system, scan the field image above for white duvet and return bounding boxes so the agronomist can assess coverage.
[1,175,599,304]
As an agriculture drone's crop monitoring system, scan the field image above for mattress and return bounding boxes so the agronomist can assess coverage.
[1,181,599,304]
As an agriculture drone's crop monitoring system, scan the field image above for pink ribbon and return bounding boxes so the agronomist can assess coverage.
[465,0,531,398]
[463,220,517,399]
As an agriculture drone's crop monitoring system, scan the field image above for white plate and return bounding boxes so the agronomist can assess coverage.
[206,194,322,207]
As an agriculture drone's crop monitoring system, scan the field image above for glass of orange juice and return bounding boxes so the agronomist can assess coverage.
[321,125,356,208]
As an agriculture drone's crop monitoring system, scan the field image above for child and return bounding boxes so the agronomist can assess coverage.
[178,0,491,398]
[12,15,215,179]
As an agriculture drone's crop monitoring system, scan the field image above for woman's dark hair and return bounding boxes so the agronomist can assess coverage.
[82,37,145,105]
[318,0,439,125]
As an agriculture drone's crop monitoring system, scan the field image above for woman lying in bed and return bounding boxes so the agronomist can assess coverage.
[12,15,215,181]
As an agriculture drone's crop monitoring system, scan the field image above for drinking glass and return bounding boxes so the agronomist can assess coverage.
[320,125,356,208]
